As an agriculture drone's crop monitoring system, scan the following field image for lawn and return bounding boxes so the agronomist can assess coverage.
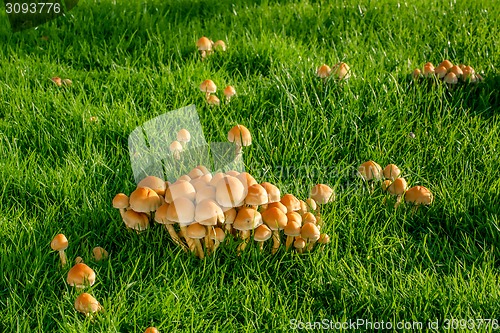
[0,0,499,331]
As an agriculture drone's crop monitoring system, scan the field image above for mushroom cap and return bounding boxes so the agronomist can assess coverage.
[223,85,236,98]
[423,65,435,77]
[207,94,220,106]
[254,224,272,242]
[434,66,448,79]
[215,176,246,208]
[438,59,453,70]
[280,194,301,213]
[186,222,207,239]
[51,233,68,251]
[449,65,463,77]
[298,200,308,215]
[286,211,303,225]
[129,187,162,213]
[310,184,334,204]
[284,221,301,237]
[195,199,224,226]
[177,129,191,143]
[178,174,191,182]
[233,208,263,231]
[74,293,101,315]
[381,179,393,191]
[388,177,407,196]
[260,182,281,203]
[122,209,150,231]
[195,165,211,175]
[214,40,227,51]
[383,164,401,181]
[301,222,321,242]
[209,172,226,186]
[169,140,183,153]
[144,328,159,333]
[200,79,217,94]
[67,263,96,288]
[92,247,109,262]
[318,233,330,244]
[267,201,288,214]
[223,208,237,224]
[305,198,317,211]
[294,237,306,250]
[461,67,474,81]
[405,186,433,205]
[301,212,316,224]
[262,207,288,230]
[316,64,331,78]
[236,172,257,191]
[112,193,129,209]
[245,184,268,206]
[196,36,212,51]
[227,125,252,147]
[137,176,166,196]
[412,68,422,79]
[164,180,196,203]
[444,72,458,84]
[166,197,196,225]
[188,167,204,180]
[332,62,350,80]
[195,185,216,204]
[424,62,435,69]
[358,160,383,181]
[154,202,175,225]
[209,227,225,242]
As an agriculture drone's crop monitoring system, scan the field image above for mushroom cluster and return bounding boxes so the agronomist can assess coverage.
[316,62,351,82]
[412,60,484,86]
[51,77,72,87]
[113,170,333,257]
[358,161,434,210]
[49,233,108,316]
[200,79,236,106]
[196,36,227,59]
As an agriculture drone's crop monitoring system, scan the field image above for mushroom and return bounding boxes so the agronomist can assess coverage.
[316,64,331,83]
[449,65,463,79]
[62,78,73,86]
[233,208,263,252]
[444,72,458,86]
[207,94,220,106]
[267,201,288,214]
[332,62,350,80]
[310,184,334,205]
[381,179,392,192]
[51,233,69,266]
[438,59,453,70]
[227,124,252,156]
[122,209,150,232]
[75,256,84,264]
[223,85,236,102]
[169,141,183,160]
[186,223,207,259]
[245,183,268,209]
[387,177,408,208]
[434,66,448,79]
[51,77,62,87]
[196,36,213,59]
[112,193,129,219]
[383,164,401,181]
[358,160,383,191]
[166,197,197,255]
[423,64,435,77]
[254,224,272,251]
[293,237,306,253]
[213,40,227,51]
[195,185,216,204]
[262,207,288,254]
[404,186,433,210]
[301,212,316,225]
[200,79,217,99]
[301,222,321,251]
[137,176,166,196]
[209,227,225,254]
[284,221,301,251]
[129,187,162,220]
[280,194,301,213]
[286,211,302,225]
[223,207,237,235]
[260,182,281,204]
[67,263,96,288]
[155,202,187,251]
[177,129,191,149]
[164,180,196,203]
[305,198,317,212]
[74,293,102,316]
[412,68,422,80]
[144,328,159,333]
[92,247,109,262]
[195,199,225,252]
[215,176,246,208]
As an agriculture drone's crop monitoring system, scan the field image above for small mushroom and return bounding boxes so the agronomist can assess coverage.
[405,185,433,209]
[74,293,102,316]
[233,208,263,252]
[383,164,401,181]
[196,36,213,59]
[284,221,301,251]
[50,234,69,266]
[200,79,217,99]
[293,237,306,253]
[51,77,62,87]
[186,223,207,259]
[316,64,331,83]
[223,85,236,102]
[215,176,246,208]
[155,202,188,251]
[412,68,422,80]
[169,141,183,160]
[262,207,288,254]
[254,224,272,251]
[209,227,225,254]
[67,263,96,288]
[207,94,220,106]
[62,79,73,86]
[92,247,109,262]
[227,124,252,156]
[301,222,321,251]
[387,177,408,208]
[213,40,227,52]
[434,66,448,79]
[444,72,458,86]
[332,62,350,80]
[438,59,453,70]
[177,129,191,149]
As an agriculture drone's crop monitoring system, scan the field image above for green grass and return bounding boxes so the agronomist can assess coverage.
[1,0,499,331]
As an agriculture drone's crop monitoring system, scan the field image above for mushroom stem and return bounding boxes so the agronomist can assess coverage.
[307,240,317,252]
[193,239,205,259]
[394,196,402,208]
[285,236,294,251]
[271,230,281,255]
[212,239,221,253]
[225,223,233,235]
[119,208,126,219]
[205,226,213,255]
[165,225,188,252]
[205,92,210,100]
[58,250,67,266]
[180,226,198,256]
[237,230,250,253]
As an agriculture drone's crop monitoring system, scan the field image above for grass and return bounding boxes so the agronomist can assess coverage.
[0,0,499,331]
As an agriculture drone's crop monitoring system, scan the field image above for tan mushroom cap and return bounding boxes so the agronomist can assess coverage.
[449,65,463,78]
[209,227,225,242]
[214,40,227,51]
[310,184,334,204]
[254,224,272,242]
[207,94,221,106]
[318,233,330,244]
[301,222,321,242]
[434,66,448,79]
[444,72,458,84]
[286,211,302,225]
[262,207,288,230]
[186,222,207,239]
[122,209,150,231]
[169,140,183,152]
[405,186,433,205]
[439,59,453,70]
[144,328,159,333]
[196,36,212,51]
[412,68,422,79]
[137,176,166,196]
[245,184,268,206]
[305,198,317,211]
[316,64,331,78]
[358,160,383,181]
[195,165,211,175]
[215,176,246,208]
[195,199,225,226]
[177,129,191,144]
[92,247,109,261]
[284,221,301,237]
[209,172,226,186]
[227,124,252,147]
[302,212,316,224]
[200,79,217,94]
[112,193,129,209]
[423,65,435,77]
[67,263,96,288]
[129,187,162,213]
[298,200,308,215]
[223,208,237,224]
[166,197,196,225]
[51,233,68,251]
[195,185,216,204]
[74,293,101,315]
[267,201,288,214]
[224,85,236,98]
[280,194,301,213]
[294,237,306,250]
[388,177,408,196]
[236,172,257,190]
[154,203,175,225]
[188,167,204,179]
[332,62,350,80]
[383,164,401,181]
[233,208,263,231]
[260,182,281,203]
[164,180,196,203]
[382,179,393,191]
[225,170,240,177]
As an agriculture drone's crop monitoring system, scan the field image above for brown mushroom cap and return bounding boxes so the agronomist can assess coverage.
[227,125,252,147]
[332,62,350,80]
[67,263,96,288]
[137,176,166,196]
[301,212,316,224]
[200,79,217,94]
[262,207,288,230]
[224,85,236,98]
[164,180,196,203]
[209,227,225,242]
[214,40,227,51]
[195,185,216,204]
[381,179,393,191]
[223,208,237,224]
[207,95,221,106]
[236,172,257,190]
[154,203,174,225]
[388,177,408,196]
[166,197,196,225]
[267,201,288,214]
[245,184,268,206]
[129,187,162,213]
[305,198,317,211]
[215,176,246,208]
[434,66,448,79]
[284,221,301,237]
[318,233,330,244]
[188,167,204,180]
[195,199,225,226]
[169,140,183,153]
[316,64,331,78]
[358,160,383,181]
[280,194,301,213]
[186,222,207,239]
[286,211,303,225]
[92,247,109,262]
[444,72,458,84]
[449,65,463,78]
[301,222,321,242]
[51,234,68,251]
[260,182,281,203]
[196,36,212,51]
[423,65,435,77]
[233,208,263,231]
[122,209,150,231]
[412,68,422,79]
[438,59,453,70]
[144,328,159,333]
[310,184,334,204]
[74,293,101,315]
[405,186,433,205]
[383,164,401,181]
[254,224,272,242]
[294,237,306,250]
[177,128,191,144]
[112,193,129,209]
